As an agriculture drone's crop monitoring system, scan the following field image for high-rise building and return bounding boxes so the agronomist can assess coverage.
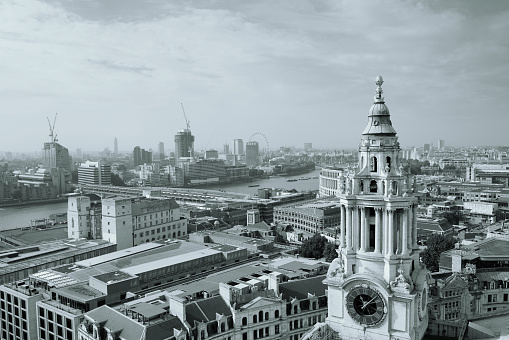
[223,143,230,155]
[114,137,118,155]
[174,130,195,160]
[319,76,429,340]
[75,148,82,160]
[438,139,445,150]
[133,146,152,166]
[233,139,244,155]
[77,160,112,186]
[423,143,431,152]
[246,141,259,166]
[158,142,165,160]
[43,142,71,173]
[205,150,218,159]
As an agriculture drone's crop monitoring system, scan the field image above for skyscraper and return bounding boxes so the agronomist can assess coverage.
[246,141,259,166]
[174,130,195,160]
[133,146,152,166]
[43,142,71,173]
[438,139,445,150]
[233,139,244,155]
[114,137,118,155]
[158,142,165,160]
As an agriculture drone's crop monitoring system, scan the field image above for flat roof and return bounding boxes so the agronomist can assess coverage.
[122,248,222,276]
[76,242,164,267]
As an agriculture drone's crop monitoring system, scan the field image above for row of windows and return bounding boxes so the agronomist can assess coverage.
[241,310,280,326]
[0,292,27,309]
[134,230,185,239]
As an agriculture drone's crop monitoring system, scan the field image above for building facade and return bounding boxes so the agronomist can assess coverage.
[77,161,112,186]
[175,129,195,160]
[246,141,260,167]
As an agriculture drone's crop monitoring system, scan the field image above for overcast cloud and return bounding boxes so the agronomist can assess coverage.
[0,0,508,154]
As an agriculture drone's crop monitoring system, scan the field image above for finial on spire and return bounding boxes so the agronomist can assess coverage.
[375,75,384,102]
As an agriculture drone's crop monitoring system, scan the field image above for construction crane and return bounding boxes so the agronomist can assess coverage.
[181,103,190,131]
[47,113,58,143]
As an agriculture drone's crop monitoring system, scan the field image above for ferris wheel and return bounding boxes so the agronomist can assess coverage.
[248,132,270,152]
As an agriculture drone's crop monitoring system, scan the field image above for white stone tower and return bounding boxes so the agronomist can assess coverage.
[323,76,430,340]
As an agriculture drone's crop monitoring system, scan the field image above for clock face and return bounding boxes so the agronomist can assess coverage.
[346,285,386,326]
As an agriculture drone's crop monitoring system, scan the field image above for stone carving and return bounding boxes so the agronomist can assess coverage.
[327,253,346,280]
[339,177,345,193]
[390,260,414,294]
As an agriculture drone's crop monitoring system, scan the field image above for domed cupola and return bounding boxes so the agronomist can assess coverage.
[362,76,397,136]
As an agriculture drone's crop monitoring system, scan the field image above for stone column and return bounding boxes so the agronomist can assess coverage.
[387,208,394,256]
[412,204,418,248]
[402,208,408,255]
[346,206,352,250]
[360,207,366,252]
[375,208,381,254]
[340,205,346,248]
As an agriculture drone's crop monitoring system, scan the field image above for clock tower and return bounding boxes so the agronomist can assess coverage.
[323,76,430,340]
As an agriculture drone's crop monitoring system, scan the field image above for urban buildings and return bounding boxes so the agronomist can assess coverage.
[174,129,195,160]
[317,76,429,339]
[77,161,112,186]
[133,146,152,167]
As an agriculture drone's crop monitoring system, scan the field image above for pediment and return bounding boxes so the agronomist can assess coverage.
[240,297,281,310]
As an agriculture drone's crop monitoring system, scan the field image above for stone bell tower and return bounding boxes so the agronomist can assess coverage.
[323,76,430,340]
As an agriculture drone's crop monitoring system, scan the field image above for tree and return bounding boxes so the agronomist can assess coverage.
[111,173,126,186]
[299,234,328,259]
[274,232,286,245]
[323,243,338,262]
[420,234,456,272]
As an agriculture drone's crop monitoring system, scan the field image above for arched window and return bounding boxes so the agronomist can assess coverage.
[371,157,378,172]
[221,323,225,332]
[370,180,377,193]
[393,181,398,195]
[265,312,269,320]
[242,317,247,326]
[312,301,316,310]
[259,311,263,322]
[200,330,205,339]
[172,232,176,238]
[293,305,298,314]
[253,315,257,323]
[359,180,364,192]
[178,231,181,237]
[386,156,391,172]
[275,310,280,318]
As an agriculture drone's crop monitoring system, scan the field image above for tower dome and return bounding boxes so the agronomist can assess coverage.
[362,75,397,136]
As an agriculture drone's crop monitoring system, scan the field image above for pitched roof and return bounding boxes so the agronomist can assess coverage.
[85,305,145,340]
[279,275,327,300]
[185,295,231,326]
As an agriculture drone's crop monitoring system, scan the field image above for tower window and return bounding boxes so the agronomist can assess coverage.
[386,157,391,172]
[370,180,377,193]
[371,157,378,172]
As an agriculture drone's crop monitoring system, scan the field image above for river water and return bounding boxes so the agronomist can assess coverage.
[0,169,322,231]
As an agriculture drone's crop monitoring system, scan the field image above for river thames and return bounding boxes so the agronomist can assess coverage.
[0,168,322,230]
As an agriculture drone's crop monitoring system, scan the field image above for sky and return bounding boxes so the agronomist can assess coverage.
[0,0,508,154]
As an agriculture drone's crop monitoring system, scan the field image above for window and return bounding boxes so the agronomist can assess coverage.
[253,315,257,323]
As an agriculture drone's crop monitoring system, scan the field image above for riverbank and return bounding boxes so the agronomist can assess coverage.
[0,197,68,208]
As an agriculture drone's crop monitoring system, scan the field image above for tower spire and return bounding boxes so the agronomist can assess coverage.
[375,75,384,102]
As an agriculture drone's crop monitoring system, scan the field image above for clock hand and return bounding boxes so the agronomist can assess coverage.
[361,296,377,310]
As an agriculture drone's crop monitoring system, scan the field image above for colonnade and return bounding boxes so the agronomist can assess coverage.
[339,203,418,256]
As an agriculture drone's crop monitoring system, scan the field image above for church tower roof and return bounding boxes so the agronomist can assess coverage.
[361,75,397,136]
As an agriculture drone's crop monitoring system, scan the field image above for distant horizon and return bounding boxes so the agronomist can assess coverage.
[1,1,508,152]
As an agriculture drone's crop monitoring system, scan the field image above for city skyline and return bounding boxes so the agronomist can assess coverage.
[0,0,508,153]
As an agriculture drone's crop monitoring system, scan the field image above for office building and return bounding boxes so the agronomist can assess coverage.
[438,139,445,150]
[43,142,71,174]
[317,76,429,340]
[101,196,187,250]
[233,139,244,156]
[75,148,82,160]
[133,146,152,167]
[205,149,218,159]
[158,141,165,160]
[77,161,112,186]
[223,143,230,155]
[245,141,259,166]
[174,130,195,160]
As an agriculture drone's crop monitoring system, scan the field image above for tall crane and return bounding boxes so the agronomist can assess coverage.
[181,103,190,131]
[47,113,58,143]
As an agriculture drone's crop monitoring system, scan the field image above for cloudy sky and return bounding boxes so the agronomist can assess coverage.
[0,0,508,154]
